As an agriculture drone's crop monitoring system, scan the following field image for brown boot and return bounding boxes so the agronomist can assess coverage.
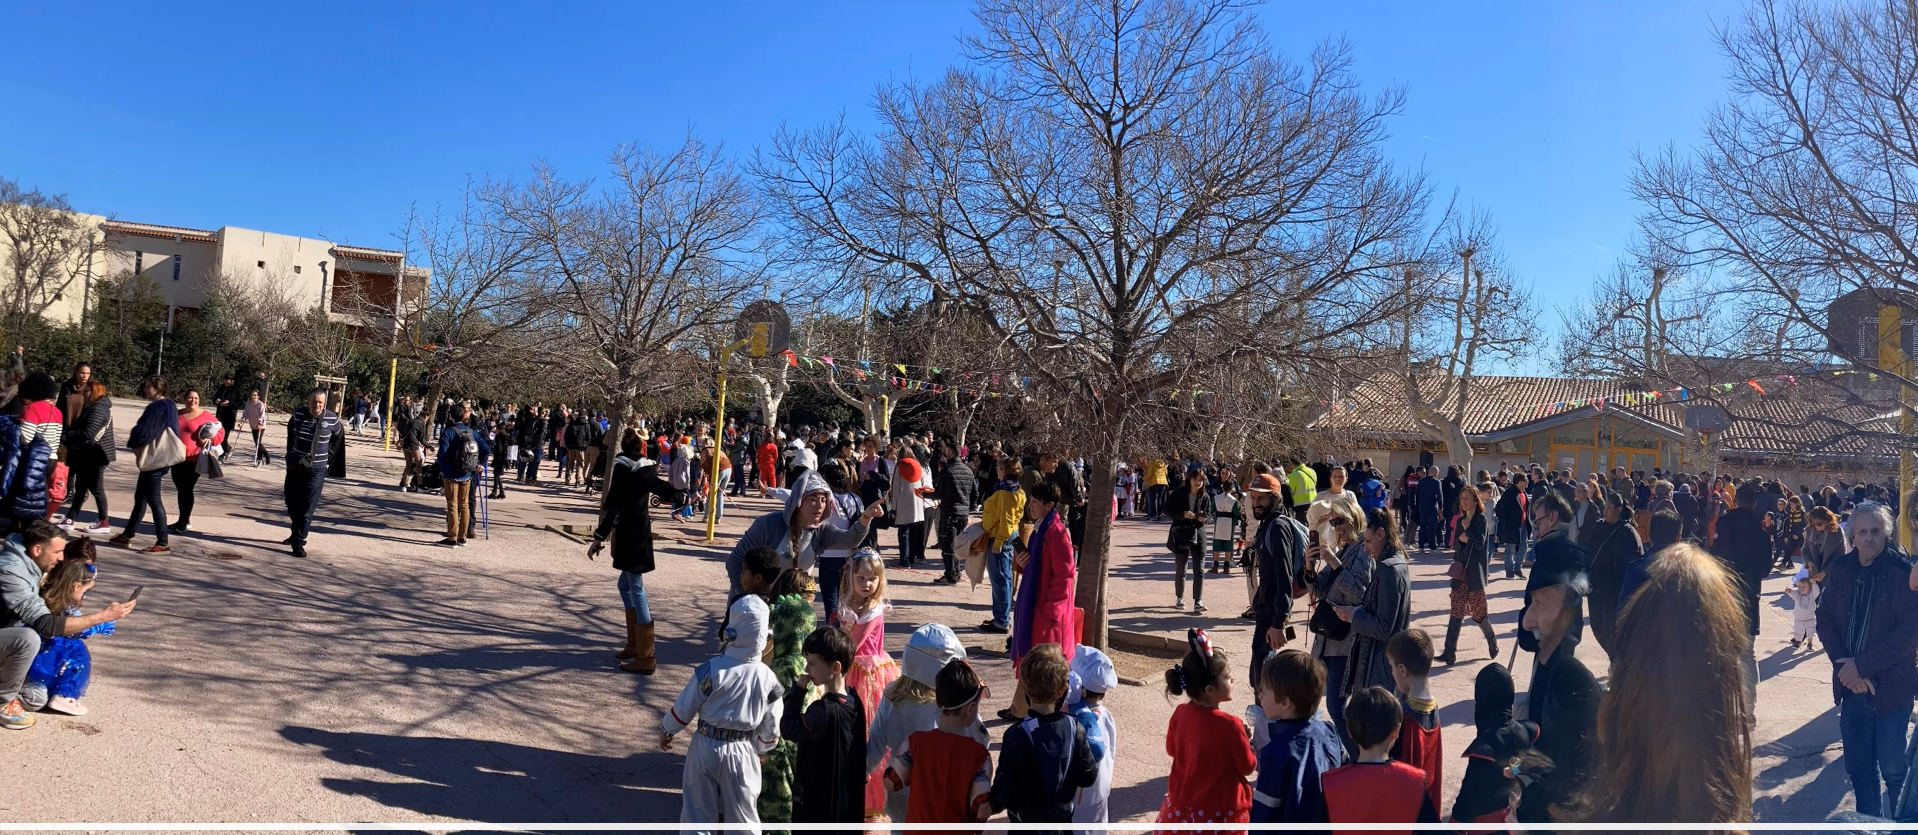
[620,622,657,675]
[615,608,639,660]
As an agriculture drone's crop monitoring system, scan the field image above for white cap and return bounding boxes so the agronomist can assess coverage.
[1071,645,1117,694]
[901,623,967,688]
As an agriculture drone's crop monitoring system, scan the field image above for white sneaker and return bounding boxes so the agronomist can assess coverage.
[1193,601,1208,614]
[49,514,68,525]
[83,524,112,535]
[45,696,86,716]
[1175,598,1185,611]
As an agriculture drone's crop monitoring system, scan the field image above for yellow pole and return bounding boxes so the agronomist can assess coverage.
[879,395,890,439]
[705,336,753,543]
[382,357,398,452]
[1880,304,1914,551]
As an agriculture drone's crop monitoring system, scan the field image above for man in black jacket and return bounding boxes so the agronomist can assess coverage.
[1515,547,1600,823]
[933,445,976,585]
[1712,479,1774,715]
[1245,474,1305,685]
[283,389,344,559]
[1518,491,1588,658]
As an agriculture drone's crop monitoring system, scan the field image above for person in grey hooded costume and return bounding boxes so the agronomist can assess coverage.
[725,468,880,601]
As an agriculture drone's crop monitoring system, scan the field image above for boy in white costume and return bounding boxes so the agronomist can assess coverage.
[1068,645,1118,832]
[662,594,784,831]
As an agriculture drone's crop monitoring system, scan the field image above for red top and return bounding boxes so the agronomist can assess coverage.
[176,410,226,460]
[1159,701,1255,823]
[1394,705,1444,813]
[18,401,61,447]
[901,729,991,825]
[1323,761,1428,835]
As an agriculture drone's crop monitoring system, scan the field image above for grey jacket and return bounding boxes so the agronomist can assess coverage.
[0,534,54,636]
[725,469,872,597]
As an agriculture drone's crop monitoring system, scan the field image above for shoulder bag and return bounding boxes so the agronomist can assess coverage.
[134,428,186,472]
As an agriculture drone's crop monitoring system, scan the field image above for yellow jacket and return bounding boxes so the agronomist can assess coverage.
[1144,460,1169,488]
[982,484,1027,551]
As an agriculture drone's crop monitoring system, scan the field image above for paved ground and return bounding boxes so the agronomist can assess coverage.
[0,403,1851,825]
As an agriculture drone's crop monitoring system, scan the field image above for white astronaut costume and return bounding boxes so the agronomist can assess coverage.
[867,623,988,825]
[1068,646,1119,832]
[663,595,784,831]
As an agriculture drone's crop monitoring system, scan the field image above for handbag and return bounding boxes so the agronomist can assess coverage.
[198,451,225,479]
[44,462,68,516]
[1446,560,1466,581]
[134,429,186,472]
[1309,595,1352,641]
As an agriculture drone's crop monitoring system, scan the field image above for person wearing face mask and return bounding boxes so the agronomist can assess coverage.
[724,469,884,603]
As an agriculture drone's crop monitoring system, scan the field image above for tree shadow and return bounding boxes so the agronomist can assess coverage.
[283,726,684,823]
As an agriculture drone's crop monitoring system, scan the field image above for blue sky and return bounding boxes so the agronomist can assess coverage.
[4,0,1742,331]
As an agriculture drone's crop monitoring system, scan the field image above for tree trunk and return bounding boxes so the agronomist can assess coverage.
[1441,422,1474,477]
[596,389,636,516]
[1074,449,1118,650]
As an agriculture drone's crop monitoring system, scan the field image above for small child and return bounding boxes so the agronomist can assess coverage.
[991,643,1099,826]
[1788,569,1819,652]
[661,594,784,828]
[1211,478,1243,574]
[1249,649,1345,824]
[24,555,112,715]
[838,547,899,819]
[1067,646,1119,833]
[1156,628,1256,828]
[885,658,995,826]
[1322,686,1440,831]
[780,625,867,823]
[757,568,819,824]
[1386,629,1443,813]
[1449,663,1544,828]
[869,623,985,822]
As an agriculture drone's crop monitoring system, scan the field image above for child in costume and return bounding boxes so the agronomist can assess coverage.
[869,623,986,822]
[1210,477,1242,575]
[661,593,784,832]
[1322,686,1440,830]
[1157,628,1256,832]
[885,658,995,827]
[782,625,867,823]
[838,547,899,820]
[990,643,1099,829]
[1386,629,1443,813]
[1249,649,1345,824]
[758,567,818,825]
[24,555,111,715]
[1449,663,1544,830]
[1787,569,1819,651]
[1067,646,1118,833]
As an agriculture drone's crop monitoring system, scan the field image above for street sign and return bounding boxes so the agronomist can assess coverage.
[734,300,791,359]
[1683,404,1731,434]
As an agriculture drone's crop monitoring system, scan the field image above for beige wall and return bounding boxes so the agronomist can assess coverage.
[98,229,220,312]
[213,226,333,310]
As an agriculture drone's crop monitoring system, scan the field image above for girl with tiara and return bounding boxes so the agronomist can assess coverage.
[27,551,114,716]
[1158,628,1256,833]
[838,547,898,820]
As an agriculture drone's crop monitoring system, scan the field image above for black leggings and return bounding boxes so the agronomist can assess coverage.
[1173,547,1205,602]
[171,461,201,526]
[67,462,108,524]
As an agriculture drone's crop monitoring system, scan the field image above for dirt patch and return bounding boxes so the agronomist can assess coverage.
[1106,645,1182,687]
[60,721,101,736]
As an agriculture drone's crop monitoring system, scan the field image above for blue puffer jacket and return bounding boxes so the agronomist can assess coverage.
[8,433,51,521]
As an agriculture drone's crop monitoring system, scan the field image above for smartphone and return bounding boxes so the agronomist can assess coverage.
[1285,625,1298,642]
[128,585,143,602]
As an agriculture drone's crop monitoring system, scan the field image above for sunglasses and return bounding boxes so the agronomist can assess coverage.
[1329,517,1349,527]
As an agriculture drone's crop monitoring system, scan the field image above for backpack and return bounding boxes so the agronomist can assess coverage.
[453,425,481,474]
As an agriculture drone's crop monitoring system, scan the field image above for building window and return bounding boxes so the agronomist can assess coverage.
[133,251,142,274]
[293,265,302,274]
[257,260,265,269]
[171,253,181,281]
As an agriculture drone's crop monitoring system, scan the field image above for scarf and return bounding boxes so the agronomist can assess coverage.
[1010,508,1058,662]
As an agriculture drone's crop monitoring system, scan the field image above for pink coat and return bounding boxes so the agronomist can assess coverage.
[1011,508,1077,666]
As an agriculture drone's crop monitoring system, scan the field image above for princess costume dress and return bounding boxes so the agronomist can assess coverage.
[840,601,899,820]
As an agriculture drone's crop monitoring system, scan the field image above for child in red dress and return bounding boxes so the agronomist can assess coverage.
[1322,686,1440,834]
[1156,628,1256,834]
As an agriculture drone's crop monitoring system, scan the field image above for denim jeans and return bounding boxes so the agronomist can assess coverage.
[817,556,846,622]
[986,543,1013,627]
[618,570,652,624]
[1841,692,1913,818]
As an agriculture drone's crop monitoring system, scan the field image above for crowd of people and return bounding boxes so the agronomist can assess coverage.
[0,347,1910,828]
[555,411,1916,830]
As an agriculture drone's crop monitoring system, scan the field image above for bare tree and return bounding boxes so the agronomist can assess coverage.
[497,135,762,495]
[1629,0,1918,454]
[0,176,96,338]
[757,0,1427,647]
[1394,214,1539,475]
[1557,220,1718,381]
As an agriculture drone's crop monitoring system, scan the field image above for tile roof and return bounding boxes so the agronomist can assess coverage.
[1312,372,1904,460]
[330,245,403,264]
[100,220,217,244]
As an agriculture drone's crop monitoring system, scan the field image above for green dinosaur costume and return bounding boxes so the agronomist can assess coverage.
[757,592,816,826]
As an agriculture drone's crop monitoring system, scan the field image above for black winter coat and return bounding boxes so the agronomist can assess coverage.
[1712,507,1772,637]
[62,396,116,466]
[594,455,682,574]
[936,459,977,511]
